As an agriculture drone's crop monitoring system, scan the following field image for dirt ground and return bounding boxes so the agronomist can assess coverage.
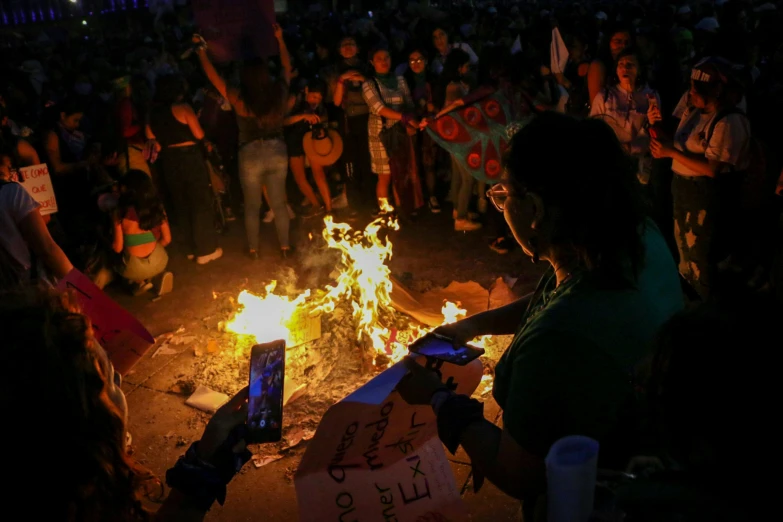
[114,203,545,521]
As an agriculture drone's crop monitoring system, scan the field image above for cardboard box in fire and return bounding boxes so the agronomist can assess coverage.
[287,308,322,348]
[295,356,483,522]
[18,164,57,216]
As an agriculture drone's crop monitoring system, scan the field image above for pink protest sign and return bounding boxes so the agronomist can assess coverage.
[295,357,483,522]
[57,269,155,375]
[192,0,277,62]
[18,164,57,216]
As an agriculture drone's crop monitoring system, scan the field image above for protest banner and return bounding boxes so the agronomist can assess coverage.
[192,0,277,62]
[295,356,483,522]
[57,269,155,375]
[18,163,57,215]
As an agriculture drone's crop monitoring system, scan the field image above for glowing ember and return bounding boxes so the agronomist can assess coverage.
[224,282,310,347]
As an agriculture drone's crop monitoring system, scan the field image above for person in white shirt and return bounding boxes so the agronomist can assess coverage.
[590,47,661,184]
[649,57,751,300]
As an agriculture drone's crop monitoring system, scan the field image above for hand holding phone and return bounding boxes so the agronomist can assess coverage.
[408,332,484,366]
[247,341,286,443]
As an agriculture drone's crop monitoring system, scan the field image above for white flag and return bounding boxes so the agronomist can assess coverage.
[550,27,569,74]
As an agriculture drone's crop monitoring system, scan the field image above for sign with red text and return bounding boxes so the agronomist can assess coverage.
[18,164,57,216]
[192,0,277,62]
[295,357,483,522]
[57,269,155,376]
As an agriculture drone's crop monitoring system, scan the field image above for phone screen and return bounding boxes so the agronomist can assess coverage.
[247,341,285,443]
[409,334,484,365]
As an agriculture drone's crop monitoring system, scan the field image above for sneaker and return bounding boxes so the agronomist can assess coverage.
[263,210,275,223]
[281,246,295,260]
[132,280,154,296]
[332,192,349,209]
[157,272,174,296]
[247,249,259,261]
[287,204,296,219]
[428,196,441,213]
[196,247,223,265]
[455,219,482,232]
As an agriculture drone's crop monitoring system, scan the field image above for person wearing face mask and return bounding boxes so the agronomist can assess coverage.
[649,57,751,301]
[396,112,683,521]
[590,47,661,185]
[587,25,634,107]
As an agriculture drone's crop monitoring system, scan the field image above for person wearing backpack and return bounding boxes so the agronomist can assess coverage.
[649,57,751,301]
[0,177,73,291]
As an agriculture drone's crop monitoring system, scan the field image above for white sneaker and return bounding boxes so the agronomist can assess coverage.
[455,219,482,231]
[196,247,223,265]
[157,271,174,296]
[332,192,349,209]
[287,204,296,219]
[263,210,275,223]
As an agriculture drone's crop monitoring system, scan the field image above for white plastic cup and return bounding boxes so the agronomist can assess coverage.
[545,435,600,522]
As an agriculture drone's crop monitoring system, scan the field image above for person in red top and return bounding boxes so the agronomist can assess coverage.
[113,76,151,176]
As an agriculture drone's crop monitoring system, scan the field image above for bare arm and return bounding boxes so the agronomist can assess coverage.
[180,104,206,141]
[362,81,404,121]
[160,220,172,247]
[587,60,606,108]
[195,47,228,99]
[18,208,73,278]
[274,24,292,86]
[45,131,87,175]
[112,217,123,254]
[457,293,533,337]
[16,139,40,166]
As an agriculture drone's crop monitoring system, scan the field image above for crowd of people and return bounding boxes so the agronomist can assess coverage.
[1,0,782,520]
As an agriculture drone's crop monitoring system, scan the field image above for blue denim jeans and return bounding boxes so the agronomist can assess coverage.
[239,138,290,250]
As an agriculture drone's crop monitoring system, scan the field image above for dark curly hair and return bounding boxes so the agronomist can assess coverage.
[0,289,151,521]
[118,169,167,231]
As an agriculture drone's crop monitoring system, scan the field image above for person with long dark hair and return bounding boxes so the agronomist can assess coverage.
[590,47,661,184]
[196,25,294,260]
[397,112,683,519]
[587,25,634,107]
[112,169,173,297]
[146,74,221,265]
[403,45,440,213]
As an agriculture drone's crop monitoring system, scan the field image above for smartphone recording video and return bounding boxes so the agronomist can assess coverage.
[247,341,286,443]
[409,333,484,366]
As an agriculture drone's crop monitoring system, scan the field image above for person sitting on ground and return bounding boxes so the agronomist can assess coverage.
[1,287,259,521]
[397,112,684,521]
[112,169,173,297]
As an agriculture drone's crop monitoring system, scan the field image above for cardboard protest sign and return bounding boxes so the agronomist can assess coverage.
[288,309,321,348]
[57,269,155,375]
[192,0,277,62]
[295,356,483,522]
[18,164,57,215]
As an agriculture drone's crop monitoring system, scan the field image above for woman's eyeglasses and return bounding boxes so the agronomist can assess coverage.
[486,183,512,212]
[409,58,425,65]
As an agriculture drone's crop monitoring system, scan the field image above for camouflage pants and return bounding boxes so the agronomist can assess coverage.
[672,174,740,301]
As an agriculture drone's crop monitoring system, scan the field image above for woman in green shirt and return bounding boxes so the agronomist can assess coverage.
[398,112,683,518]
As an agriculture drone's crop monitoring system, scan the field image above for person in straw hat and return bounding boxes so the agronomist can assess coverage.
[284,79,342,217]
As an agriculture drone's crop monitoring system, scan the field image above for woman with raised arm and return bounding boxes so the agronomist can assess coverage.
[195,25,294,260]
